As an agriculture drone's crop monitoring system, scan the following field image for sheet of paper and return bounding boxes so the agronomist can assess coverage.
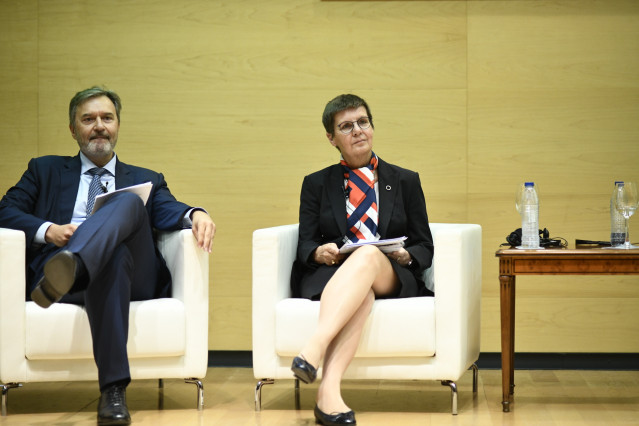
[92,181,153,214]
[339,236,407,254]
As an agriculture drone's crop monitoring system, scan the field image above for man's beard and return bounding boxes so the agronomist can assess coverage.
[79,137,117,157]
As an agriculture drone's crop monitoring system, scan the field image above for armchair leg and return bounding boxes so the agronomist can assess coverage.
[471,363,479,393]
[1,383,22,416]
[184,378,204,410]
[441,380,458,415]
[158,379,164,410]
[255,379,274,411]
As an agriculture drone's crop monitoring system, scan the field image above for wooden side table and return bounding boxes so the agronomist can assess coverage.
[495,246,639,412]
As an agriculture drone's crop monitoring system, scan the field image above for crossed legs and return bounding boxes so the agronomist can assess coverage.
[299,245,399,414]
[63,192,159,388]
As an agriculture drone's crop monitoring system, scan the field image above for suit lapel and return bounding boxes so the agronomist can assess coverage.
[59,156,81,222]
[327,164,347,236]
[114,159,134,189]
[377,158,398,238]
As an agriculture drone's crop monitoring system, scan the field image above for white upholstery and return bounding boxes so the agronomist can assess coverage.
[252,223,481,409]
[0,228,209,384]
[275,297,436,358]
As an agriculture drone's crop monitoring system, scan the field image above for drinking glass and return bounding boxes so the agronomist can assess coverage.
[613,181,639,249]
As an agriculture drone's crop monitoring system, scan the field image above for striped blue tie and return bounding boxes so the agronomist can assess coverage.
[86,167,108,216]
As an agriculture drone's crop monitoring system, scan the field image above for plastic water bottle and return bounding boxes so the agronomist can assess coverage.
[520,182,540,249]
[610,181,626,246]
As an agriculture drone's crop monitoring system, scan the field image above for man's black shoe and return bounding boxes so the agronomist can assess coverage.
[98,383,131,425]
[30,250,82,308]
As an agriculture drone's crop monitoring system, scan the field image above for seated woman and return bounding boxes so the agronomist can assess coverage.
[290,94,434,425]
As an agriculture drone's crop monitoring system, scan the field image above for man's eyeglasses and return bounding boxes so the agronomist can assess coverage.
[336,117,371,135]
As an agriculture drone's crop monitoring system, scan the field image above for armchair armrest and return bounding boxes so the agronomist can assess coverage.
[252,224,299,373]
[0,228,27,383]
[156,229,209,377]
[430,223,482,377]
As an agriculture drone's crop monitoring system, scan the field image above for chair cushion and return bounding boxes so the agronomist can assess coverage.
[275,297,435,357]
[25,298,186,360]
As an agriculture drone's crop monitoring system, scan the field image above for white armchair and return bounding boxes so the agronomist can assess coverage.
[252,223,481,415]
[0,228,209,416]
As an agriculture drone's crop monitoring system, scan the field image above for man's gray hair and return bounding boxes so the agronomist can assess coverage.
[69,86,122,130]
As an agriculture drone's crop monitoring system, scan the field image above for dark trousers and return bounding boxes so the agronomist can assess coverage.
[33,192,160,390]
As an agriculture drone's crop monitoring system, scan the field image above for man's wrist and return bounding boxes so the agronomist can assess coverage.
[35,221,54,245]
[189,207,207,219]
[183,208,206,227]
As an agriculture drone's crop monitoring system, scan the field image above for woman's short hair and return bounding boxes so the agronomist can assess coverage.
[69,86,122,129]
[322,94,374,135]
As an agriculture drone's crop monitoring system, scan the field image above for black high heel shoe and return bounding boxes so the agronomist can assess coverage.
[314,404,356,425]
[291,355,317,384]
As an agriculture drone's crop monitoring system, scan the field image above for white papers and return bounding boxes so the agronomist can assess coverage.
[339,236,407,254]
[92,181,153,214]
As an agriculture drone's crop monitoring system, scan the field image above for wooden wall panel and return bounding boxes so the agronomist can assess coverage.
[468,1,639,352]
[0,0,38,188]
[483,295,639,352]
[468,1,639,90]
[1,0,637,353]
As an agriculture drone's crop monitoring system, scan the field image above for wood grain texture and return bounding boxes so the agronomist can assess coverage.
[468,0,639,352]
[468,1,639,90]
[483,296,639,352]
[0,0,39,190]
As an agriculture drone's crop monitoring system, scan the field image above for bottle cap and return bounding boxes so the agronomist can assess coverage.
[524,182,534,187]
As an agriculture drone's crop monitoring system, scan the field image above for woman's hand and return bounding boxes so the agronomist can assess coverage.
[313,243,345,266]
[386,248,412,267]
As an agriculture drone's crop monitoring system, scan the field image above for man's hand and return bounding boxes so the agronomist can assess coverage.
[191,210,216,253]
[45,223,78,247]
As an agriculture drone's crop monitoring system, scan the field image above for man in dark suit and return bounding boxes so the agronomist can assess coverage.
[0,86,215,425]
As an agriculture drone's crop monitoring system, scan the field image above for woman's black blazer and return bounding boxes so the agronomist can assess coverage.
[292,157,434,298]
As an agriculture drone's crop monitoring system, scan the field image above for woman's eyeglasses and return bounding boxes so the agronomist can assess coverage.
[336,117,371,134]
